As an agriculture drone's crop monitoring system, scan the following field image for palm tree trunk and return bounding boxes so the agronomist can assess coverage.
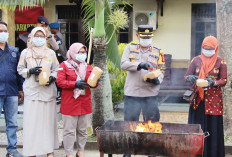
[92,38,114,131]
[216,0,232,136]
[92,0,114,132]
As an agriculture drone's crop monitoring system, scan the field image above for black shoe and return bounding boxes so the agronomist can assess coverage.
[123,155,131,157]
[148,156,156,157]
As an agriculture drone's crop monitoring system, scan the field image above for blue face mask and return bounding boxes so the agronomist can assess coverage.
[32,37,46,47]
[0,32,9,43]
[140,38,152,47]
[202,48,215,57]
[75,53,87,62]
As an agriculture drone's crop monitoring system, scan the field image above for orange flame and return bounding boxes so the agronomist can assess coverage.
[129,120,162,133]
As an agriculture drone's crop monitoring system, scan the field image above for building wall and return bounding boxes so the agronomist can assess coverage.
[130,0,216,67]
[44,0,216,67]
[44,0,75,23]
[2,9,15,46]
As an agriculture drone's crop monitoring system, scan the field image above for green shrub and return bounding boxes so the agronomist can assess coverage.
[108,41,138,106]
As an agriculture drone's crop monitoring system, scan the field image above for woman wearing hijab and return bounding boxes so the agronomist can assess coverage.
[57,43,97,157]
[185,36,227,157]
[17,27,59,157]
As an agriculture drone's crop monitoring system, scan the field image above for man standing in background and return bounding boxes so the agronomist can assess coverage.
[49,22,67,101]
[49,22,67,63]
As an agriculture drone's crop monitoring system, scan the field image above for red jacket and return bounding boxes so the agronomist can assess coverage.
[57,62,93,115]
[185,56,227,115]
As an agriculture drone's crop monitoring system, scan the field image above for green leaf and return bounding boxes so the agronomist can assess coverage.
[0,0,45,10]
[82,0,130,69]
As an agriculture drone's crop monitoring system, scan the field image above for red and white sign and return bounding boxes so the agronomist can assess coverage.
[15,6,44,34]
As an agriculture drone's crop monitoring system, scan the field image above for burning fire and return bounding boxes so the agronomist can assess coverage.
[130,120,162,133]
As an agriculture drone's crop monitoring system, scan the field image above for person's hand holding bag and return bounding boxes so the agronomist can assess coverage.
[29,66,42,75]
[46,76,56,86]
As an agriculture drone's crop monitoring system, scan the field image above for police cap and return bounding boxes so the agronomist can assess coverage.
[49,22,60,29]
[37,16,49,25]
[138,25,153,37]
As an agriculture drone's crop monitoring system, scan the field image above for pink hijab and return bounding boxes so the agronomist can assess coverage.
[65,43,87,99]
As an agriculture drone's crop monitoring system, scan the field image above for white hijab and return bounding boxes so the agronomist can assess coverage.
[26,27,53,67]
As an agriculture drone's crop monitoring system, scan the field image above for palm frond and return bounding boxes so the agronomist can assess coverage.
[0,0,45,10]
[104,0,121,68]
[82,0,129,69]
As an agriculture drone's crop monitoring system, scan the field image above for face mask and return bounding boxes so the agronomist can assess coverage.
[140,38,152,47]
[75,53,87,62]
[202,48,215,57]
[0,32,9,43]
[32,37,46,47]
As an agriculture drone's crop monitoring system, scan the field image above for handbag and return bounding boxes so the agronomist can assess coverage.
[183,90,197,103]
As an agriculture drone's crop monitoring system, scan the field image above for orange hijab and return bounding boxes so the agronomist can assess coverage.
[198,36,219,100]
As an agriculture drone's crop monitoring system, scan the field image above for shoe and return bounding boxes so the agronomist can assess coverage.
[148,156,156,157]
[6,150,22,157]
[123,155,131,157]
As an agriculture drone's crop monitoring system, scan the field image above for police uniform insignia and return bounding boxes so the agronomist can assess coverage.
[54,57,58,62]
[44,58,51,62]
[19,57,23,63]
[132,48,138,51]
[11,52,17,58]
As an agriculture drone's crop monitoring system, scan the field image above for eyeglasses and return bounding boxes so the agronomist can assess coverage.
[34,35,45,38]
[78,51,87,54]
[0,30,7,33]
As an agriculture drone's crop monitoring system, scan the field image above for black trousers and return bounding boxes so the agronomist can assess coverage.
[188,101,225,157]
[123,96,159,157]
[124,96,160,122]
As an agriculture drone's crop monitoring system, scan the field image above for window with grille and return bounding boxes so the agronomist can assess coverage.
[191,3,216,58]
[118,5,133,43]
[56,5,84,49]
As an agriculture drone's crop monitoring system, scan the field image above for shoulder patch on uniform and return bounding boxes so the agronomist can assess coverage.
[19,56,23,63]
[11,52,17,58]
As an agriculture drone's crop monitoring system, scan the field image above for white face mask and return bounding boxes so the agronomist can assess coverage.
[140,38,152,47]
[75,53,87,62]
[0,32,9,43]
[32,37,46,47]
[202,48,215,57]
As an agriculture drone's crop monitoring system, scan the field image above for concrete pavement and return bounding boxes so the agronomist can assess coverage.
[0,148,162,157]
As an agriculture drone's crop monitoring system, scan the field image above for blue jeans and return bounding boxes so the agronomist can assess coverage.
[0,96,18,153]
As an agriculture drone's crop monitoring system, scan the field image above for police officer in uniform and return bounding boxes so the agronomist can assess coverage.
[121,25,165,157]
[49,22,67,63]
[49,22,68,101]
